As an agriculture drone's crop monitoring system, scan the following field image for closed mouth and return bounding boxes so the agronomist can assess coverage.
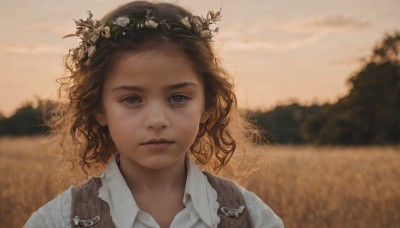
[142,139,174,145]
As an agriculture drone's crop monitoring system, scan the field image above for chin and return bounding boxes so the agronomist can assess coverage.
[140,157,184,170]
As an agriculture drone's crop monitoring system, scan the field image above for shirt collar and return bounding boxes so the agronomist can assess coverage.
[184,156,219,227]
[98,156,139,228]
[98,154,219,227]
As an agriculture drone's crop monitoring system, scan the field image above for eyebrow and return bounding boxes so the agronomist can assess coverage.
[111,82,198,92]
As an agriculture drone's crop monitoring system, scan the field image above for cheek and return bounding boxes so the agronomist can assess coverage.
[105,108,143,138]
[173,109,203,134]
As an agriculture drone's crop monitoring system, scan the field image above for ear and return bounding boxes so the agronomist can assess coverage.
[94,110,108,126]
[200,111,211,124]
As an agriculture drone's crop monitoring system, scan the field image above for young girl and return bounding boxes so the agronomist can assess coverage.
[25,1,283,227]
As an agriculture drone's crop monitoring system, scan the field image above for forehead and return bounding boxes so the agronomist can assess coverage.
[104,45,203,89]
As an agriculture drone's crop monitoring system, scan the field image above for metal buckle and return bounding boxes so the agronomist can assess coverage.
[219,205,246,218]
[72,215,101,227]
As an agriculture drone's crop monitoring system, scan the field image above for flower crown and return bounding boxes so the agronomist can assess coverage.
[64,9,221,66]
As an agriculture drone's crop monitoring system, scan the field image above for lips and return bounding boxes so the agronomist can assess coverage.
[142,138,174,145]
[141,138,174,150]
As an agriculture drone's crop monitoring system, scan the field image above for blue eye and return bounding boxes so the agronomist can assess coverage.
[121,95,143,104]
[169,95,189,103]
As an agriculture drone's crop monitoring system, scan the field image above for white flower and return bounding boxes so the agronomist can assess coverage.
[200,30,211,38]
[180,17,191,28]
[102,26,111,38]
[113,16,130,27]
[88,46,96,57]
[145,20,159,29]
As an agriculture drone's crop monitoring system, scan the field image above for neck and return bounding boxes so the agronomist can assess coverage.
[118,155,187,193]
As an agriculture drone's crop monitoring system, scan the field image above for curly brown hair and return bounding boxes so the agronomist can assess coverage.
[49,1,259,176]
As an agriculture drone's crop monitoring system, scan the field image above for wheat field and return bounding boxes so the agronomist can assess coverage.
[0,137,399,228]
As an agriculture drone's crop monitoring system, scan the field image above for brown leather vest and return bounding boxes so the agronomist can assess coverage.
[71,173,253,228]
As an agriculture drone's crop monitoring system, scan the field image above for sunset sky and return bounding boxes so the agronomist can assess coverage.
[0,0,399,116]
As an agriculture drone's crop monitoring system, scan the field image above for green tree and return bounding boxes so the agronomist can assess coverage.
[0,99,53,136]
[302,32,400,144]
[251,103,321,144]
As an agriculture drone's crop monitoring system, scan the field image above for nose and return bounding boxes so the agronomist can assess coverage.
[143,102,170,130]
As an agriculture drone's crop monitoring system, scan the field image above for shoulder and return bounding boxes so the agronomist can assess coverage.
[24,187,72,228]
[237,185,284,228]
[203,173,284,227]
[202,172,237,191]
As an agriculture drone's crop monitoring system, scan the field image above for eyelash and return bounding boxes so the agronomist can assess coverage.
[168,94,189,103]
[120,94,190,105]
[121,95,143,105]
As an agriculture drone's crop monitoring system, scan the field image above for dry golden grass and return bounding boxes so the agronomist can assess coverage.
[241,145,400,228]
[1,137,399,227]
[0,137,56,227]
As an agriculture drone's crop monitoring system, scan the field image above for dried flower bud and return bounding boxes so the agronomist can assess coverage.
[200,30,211,38]
[192,17,202,27]
[85,59,91,66]
[90,35,99,43]
[180,17,191,28]
[78,48,85,59]
[88,46,96,57]
[102,26,111,38]
[145,20,159,29]
[159,20,171,30]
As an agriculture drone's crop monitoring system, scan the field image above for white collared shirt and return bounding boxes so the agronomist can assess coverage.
[25,156,283,228]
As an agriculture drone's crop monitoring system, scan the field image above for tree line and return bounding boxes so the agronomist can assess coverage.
[1,32,399,145]
[0,100,50,136]
[252,31,400,145]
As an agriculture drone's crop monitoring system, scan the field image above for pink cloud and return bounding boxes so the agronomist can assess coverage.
[278,14,371,33]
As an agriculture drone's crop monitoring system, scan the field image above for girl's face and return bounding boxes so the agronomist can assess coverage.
[95,45,209,171]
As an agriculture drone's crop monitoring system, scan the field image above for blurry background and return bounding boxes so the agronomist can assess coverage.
[0,0,399,227]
